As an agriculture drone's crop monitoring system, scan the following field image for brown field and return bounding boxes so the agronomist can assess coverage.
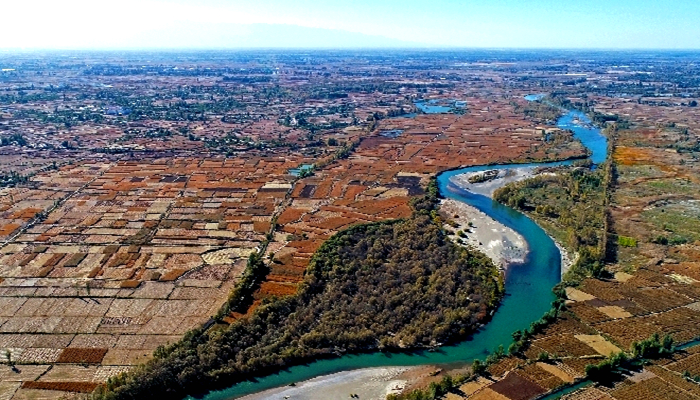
[458,377,491,396]
[489,372,547,400]
[56,348,108,364]
[609,376,695,400]
[514,363,566,390]
[536,362,575,384]
[487,357,523,379]
[574,335,622,357]
[561,388,614,400]
[21,381,99,393]
[526,333,600,359]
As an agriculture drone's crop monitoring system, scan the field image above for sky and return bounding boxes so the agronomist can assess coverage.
[2,0,699,50]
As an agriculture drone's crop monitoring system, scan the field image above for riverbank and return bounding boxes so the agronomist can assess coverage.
[239,367,414,400]
[238,364,464,400]
[441,199,527,270]
[449,168,575,276]
[553,238,576,277]
[449,167,537,198]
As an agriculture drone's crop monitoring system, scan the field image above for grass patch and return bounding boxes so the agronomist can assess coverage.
[617,236,637,248]
[640,202,700,244]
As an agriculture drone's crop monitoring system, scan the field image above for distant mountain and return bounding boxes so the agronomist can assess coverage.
[127,23,424,49]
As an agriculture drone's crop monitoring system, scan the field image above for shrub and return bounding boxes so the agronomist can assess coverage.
[617,236,637,247]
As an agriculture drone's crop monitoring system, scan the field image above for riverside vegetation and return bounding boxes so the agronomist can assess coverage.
[493,161,609,282]
[92,185,503,400]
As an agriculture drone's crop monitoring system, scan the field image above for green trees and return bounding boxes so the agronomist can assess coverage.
[631,333,674,359]
[0,171,29,187]
[214,250,268,320]
[584,334,675,384]
[0,133,27,147]
[617,235,637,247]
[585,351,629,383]
[493,167,607,281]
[512,100,562,123]
[471,359,486,375]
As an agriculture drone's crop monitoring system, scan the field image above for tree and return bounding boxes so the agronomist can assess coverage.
[631,333,674,359]
[471,359,486,375]
[5,349,17,372]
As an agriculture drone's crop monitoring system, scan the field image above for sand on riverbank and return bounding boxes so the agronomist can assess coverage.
[239,367,414,400]
[238,365,455,400]
[449,167,537,198]
[441,199,527,270]
[554,238,577,277]
[449,167,575,277]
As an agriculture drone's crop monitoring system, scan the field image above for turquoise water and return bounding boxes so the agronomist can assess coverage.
[524,94,545,101]
[539,380,592,400]
[526,94,607,165]
[195,107,607,400]
[379,129,404,138]
[288,164,315,176]
[398,113,417,118]
[416,103,452,113]
[557,111,607,165]
[678,339,700,350]
[414,99,465,114]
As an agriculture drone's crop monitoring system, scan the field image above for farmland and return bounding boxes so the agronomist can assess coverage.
[2,49,700,400]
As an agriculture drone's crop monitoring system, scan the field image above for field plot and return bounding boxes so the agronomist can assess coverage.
[374,98,587,170]
[561,388,614,400]
[0,163,108,243]
[489,372,547,400]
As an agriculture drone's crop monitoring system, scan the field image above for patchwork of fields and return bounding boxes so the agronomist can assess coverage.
[3,50,699,400]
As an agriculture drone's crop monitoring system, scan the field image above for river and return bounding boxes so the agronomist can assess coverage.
[194,102,607,400]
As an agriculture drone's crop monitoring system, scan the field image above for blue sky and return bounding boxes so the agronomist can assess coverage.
[2,0,699,49]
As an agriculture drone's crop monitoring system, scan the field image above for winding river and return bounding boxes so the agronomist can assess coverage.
[196,102,607,400]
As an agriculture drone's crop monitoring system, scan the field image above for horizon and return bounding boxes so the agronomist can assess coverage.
[3,1,700,50]
[4,45,700,53]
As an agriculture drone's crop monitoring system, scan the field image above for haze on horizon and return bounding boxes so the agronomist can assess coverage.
[2,0,699,50]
